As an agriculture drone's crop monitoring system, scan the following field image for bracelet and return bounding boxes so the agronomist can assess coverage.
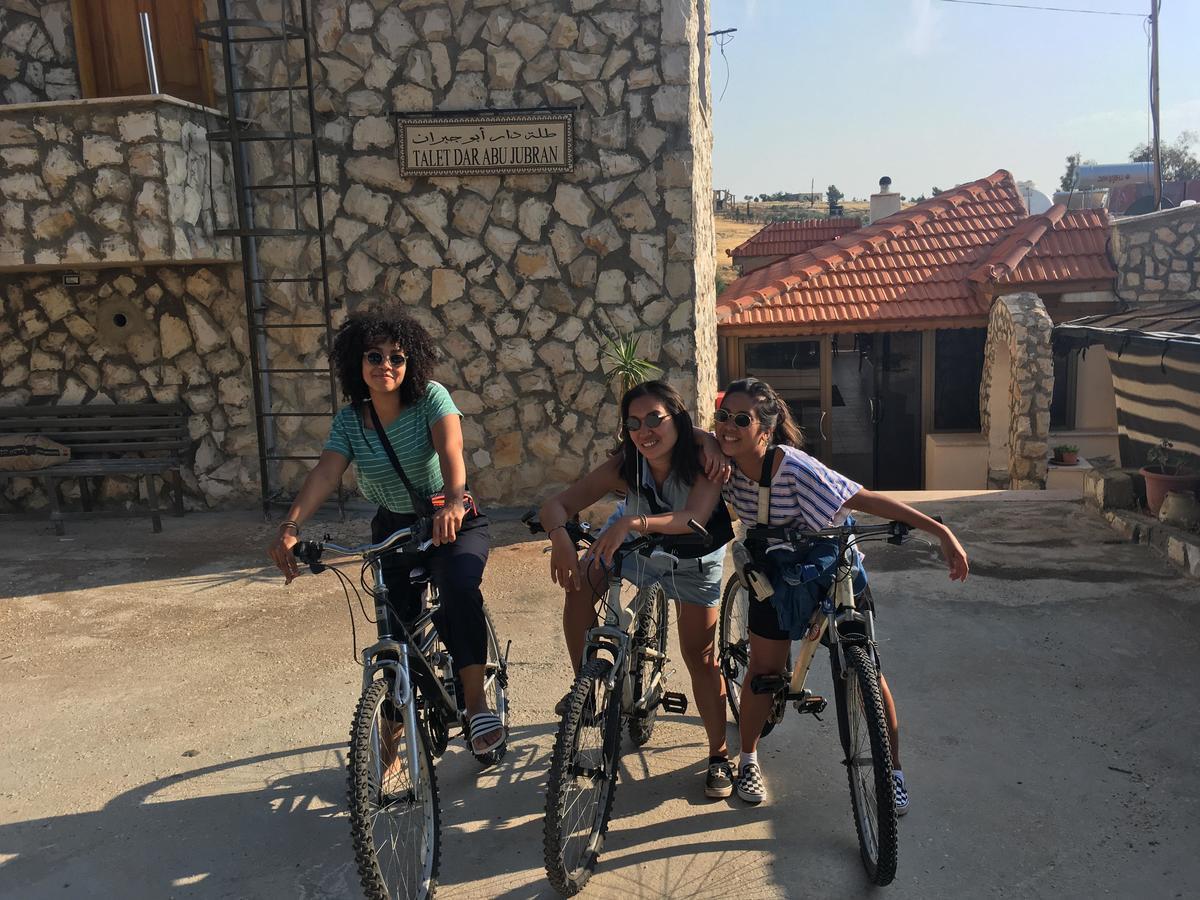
[278,520,300,534]
[548,524,567,539]
[637,513,648,533]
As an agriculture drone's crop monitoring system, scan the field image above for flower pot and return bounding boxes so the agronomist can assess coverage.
[1140,466,1200,516]
[1053,452,1078,466]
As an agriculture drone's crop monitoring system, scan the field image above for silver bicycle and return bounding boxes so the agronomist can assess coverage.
[293,519,509,900]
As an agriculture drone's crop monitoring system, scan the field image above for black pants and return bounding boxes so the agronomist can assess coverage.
[371,506,491,673]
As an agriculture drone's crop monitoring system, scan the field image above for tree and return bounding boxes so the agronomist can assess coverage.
[826,184,843,206]
[1130,131,1200,181]
[1060,152,1093,192]
[930,186,943,196]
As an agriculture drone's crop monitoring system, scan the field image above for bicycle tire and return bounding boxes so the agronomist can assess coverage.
[348,679,441,900]
[474,603,510,766]
[834,644,898,886]
[718,575,783,739]
[543,657,623,896]
[628,583,668,746]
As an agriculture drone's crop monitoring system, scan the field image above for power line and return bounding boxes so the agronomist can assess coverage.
[934,0,1145,15]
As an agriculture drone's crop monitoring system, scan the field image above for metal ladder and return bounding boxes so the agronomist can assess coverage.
[197,0,342,517]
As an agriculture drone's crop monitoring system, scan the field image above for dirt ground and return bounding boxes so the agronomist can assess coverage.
[2,497,1200,899]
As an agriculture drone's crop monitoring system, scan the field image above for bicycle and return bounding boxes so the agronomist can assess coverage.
[292,518,510,900]
[718,518,931,886]
[523,510,708,896]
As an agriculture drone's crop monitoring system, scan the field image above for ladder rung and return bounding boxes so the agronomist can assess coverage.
[214,226,319,237]
[232,85,302,94]
[207,129,316,142]
[246,182,318,192]
[252,323,328,330]
[196,18,307,43]
[251,277,322,284]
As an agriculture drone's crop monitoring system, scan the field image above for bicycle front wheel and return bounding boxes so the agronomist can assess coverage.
[475,603,510,766]
[835,644,898,886]
[348,679,441,900]
[718,575,783,739]
[543,657,623,896]
[628,583,668,746]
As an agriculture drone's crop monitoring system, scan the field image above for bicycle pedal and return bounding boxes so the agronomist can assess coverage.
[660,691,688,714]
[750,674,787,695]
[792,693,828,717]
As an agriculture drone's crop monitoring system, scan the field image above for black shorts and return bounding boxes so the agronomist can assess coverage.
[746,583,876,642]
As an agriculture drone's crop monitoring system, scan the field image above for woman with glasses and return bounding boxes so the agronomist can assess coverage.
[267,301,504,759]
[715,377,969,807]
[538,380,740,799]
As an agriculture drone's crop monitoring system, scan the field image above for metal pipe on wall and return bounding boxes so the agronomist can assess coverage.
[138,12,161,94]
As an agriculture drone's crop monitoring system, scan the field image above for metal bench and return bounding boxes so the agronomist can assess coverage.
[0,403,189,534]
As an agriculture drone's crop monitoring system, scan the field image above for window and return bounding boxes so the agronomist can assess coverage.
[933,328,986,431]
[1049,348,1078,431]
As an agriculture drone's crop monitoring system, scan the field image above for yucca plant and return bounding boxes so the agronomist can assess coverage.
[601,333,662,396]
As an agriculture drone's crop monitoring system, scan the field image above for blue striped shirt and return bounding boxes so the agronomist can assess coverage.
[723,445,861,531]
[324,382,460,514]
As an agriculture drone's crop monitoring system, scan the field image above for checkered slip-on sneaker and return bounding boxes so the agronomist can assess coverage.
[894,772,909,816]
[705,758,734,799]
[736,762,766,804]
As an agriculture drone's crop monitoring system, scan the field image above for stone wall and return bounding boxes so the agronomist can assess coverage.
[0,97,236,269]
[0,264,263,509]
[0,2,79,104]
[208,0,716,505]
[1112,204,1200,303]
[980,292,1054,490]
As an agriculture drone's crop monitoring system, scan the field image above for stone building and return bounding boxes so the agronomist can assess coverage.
[0,0,716,515]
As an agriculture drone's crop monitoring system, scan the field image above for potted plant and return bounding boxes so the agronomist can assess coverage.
[1052,444,1079,466]
[1140,440,1200,516]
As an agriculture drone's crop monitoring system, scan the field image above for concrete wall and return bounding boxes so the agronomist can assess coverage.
[0,3,79,104]
[925,432,987,490]
[1111,204,1200,303]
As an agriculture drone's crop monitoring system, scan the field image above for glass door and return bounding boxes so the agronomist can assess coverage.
[743,339,828,460]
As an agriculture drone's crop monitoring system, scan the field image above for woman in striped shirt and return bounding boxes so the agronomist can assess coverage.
[267,302,504,759]
[716,377,968,807]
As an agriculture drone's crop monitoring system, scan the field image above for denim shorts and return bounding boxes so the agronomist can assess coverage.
[598,509,724,608]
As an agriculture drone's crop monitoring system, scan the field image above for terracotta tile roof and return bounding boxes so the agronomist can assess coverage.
[728,218,861,260]
[715,170,1117,335]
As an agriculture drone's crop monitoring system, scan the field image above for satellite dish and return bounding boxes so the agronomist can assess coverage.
[1017,180,1052,214]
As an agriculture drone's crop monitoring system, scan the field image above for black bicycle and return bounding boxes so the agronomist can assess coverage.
[719,519,929,886]
[524,511,707,896]
[293,519,509,900]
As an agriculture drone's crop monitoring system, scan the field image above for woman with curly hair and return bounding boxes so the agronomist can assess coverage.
[267,300,504,758]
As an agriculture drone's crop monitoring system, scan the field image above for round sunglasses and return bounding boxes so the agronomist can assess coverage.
[714,408,755,428]
[363,350,408,367]
[623,412,673,432]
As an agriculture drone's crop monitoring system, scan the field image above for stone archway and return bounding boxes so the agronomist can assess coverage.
[979,292,1055,489]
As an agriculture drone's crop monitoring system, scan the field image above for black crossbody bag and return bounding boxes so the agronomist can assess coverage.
[367,401,479,520]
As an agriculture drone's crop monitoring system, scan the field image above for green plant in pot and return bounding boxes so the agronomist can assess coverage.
[1140,439,1200,516]
[1052,444,1079,466]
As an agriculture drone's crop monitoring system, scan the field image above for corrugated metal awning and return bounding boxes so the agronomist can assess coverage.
[1054,301,1200,355]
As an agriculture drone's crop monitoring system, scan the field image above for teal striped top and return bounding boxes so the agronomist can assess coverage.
[324,382,461,514]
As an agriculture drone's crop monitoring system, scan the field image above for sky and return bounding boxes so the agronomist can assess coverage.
[711,0,1200,202]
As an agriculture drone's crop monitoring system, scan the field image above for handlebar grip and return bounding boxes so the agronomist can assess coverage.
[687,519,709,538]
[292,540,325,573]
[522,507,544,534]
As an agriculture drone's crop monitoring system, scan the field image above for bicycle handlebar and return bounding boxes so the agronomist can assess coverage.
[292,519,434,573]
[522,508,711,556]
[746,514,942,548]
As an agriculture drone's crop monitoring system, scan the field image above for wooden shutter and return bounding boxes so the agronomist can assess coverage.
[72,0,211,106]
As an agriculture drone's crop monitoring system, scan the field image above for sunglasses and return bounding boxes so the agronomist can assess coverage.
[364,350,408,367]
[624,412,673,432]
[714,409,755,428]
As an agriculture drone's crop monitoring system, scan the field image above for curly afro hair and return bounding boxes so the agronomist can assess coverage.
[330,301,439,406]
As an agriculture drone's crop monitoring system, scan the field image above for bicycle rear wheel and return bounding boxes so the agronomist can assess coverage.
[834,644,898,886]
[348,679,440,899]
[718,575,784,739]
[543,657,623,896]
[628,583,668,746]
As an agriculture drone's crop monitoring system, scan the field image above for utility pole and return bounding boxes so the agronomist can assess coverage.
[1150,0,1163,210]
